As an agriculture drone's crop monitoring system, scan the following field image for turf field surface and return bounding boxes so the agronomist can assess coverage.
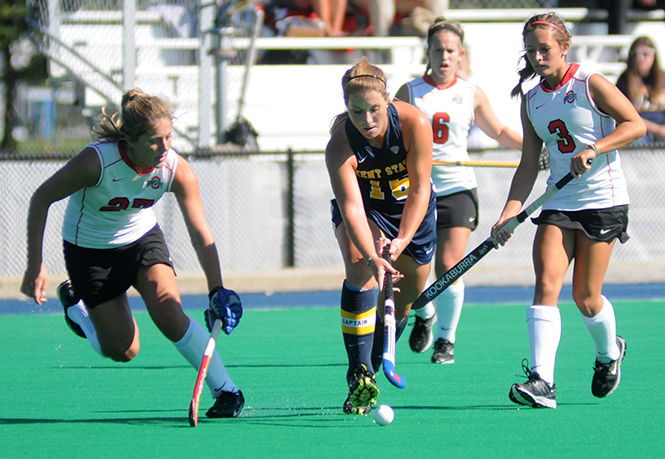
[1,291,664,459]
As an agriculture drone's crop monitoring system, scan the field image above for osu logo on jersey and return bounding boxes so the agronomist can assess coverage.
[563,90,577,104]
[147,177,163,189]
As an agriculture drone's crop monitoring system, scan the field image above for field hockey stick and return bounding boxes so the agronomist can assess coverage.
[381,246,407,389]
[412,172,576,310]
[188,318,222,427]
[433,160,520,168]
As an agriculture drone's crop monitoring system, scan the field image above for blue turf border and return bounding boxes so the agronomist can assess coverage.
[4,283,665,315]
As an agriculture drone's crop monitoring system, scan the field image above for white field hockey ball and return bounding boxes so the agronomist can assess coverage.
[373,405,394,426]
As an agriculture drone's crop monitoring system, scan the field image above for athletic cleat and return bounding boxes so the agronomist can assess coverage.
[342,395,372,415]
[509,360,556,409]
[206,390,245,418]
[431,338,455,364]
[343,363,379,415]
[409,313,436,353]
[57,280,86,339]
[592,336,627,398]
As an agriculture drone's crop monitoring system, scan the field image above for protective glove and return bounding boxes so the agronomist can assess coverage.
[204,287,243,335]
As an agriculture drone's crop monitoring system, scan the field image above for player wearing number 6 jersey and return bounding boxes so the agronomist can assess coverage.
[21,89,244,419]
[326,57,436,415]
[492,13,645,409]
[395,17,522,364]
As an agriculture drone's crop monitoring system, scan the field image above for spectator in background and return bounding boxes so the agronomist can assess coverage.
[270,0,349,36]
[616,36,665,142]
[350,0,448,36]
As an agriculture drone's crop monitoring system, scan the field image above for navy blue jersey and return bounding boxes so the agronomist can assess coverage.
[345,104,411,215]
[341,103,437,264]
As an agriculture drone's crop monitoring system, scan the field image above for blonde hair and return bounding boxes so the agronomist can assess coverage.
[330,57,388,134]
[93,89,174,144]
[511,13,571,99]
[424,17,465,77]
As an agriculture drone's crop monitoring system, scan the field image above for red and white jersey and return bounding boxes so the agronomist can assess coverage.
[526,63,629,211]
[403,75,477,196]
[62,141,178,248]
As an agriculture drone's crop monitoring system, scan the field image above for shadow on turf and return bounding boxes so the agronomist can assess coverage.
[56,362,348,370]
[0,401,600,429]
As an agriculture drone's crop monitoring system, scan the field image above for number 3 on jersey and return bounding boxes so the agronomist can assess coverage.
[548,119,576,153]
[432,112,450,144]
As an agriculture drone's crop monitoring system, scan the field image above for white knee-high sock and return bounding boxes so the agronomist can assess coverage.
[415,302,436,320]
[527,305,561,385]
[434,280,465,343]
[66,302,104,356]
[582,296,620,363]
[415,268,437,320]
[174,317,237,398]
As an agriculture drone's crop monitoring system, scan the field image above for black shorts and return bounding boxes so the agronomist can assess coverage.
[63,224,174,308]
[331,199,436,265]
[532,206,629,243]
[436,189,479,230]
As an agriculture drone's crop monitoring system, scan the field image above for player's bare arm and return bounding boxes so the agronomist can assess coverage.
[392,101,433,259]
[473,86,522,150]
[491,100,541,244]
[171,155,223,291]
[21,148,101,303]
[393,84,412,104]
[587,74,647,153]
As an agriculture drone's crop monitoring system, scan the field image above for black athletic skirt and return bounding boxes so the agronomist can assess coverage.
[436,188,479,230]
[63,224,174,308]
[532,205,629,243]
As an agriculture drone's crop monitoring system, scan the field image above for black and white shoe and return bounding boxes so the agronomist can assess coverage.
[509,360,557,409]
[206,390,245,418]
[592,336,627,398]
[431,338,455,364]
[409,314,436,353]
[57,280,86,339]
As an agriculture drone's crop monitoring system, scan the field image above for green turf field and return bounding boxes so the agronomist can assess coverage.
[1,299,663,459]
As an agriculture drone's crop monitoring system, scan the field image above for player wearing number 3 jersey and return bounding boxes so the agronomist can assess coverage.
[525,63,629,211]
[395,17,522,364]
[492,13,645,409]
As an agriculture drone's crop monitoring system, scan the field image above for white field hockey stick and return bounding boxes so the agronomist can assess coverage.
[381,246,406,389]
[188,318,222,427]
[412,172,577,310]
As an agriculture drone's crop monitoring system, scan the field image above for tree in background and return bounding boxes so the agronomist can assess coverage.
[0,0,47,151]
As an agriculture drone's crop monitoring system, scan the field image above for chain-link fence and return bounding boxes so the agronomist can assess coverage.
[4,147,664,281]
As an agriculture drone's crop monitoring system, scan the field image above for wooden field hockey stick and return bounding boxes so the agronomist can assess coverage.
[411,172,577,310]
[188,318,222,427]
[433,160,520,168]
[381,246,406,389]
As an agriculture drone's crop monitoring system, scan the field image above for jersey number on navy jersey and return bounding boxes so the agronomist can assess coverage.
[548,119,576,154]
[100,197,156,212]
[369,178,410,201]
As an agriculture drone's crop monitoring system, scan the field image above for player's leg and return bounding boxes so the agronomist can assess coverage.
[334,219,382,414]
[62,245,139,361]
[58,280,104,356]
[509,224,572,409]
[134,263,243,417]
[571,232,625,398]
[87,295,141,362]
[430,226,471,363]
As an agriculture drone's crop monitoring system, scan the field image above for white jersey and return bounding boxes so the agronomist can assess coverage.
[404,75,477,196]
[62,141,178,248]
[526,63,629,211]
